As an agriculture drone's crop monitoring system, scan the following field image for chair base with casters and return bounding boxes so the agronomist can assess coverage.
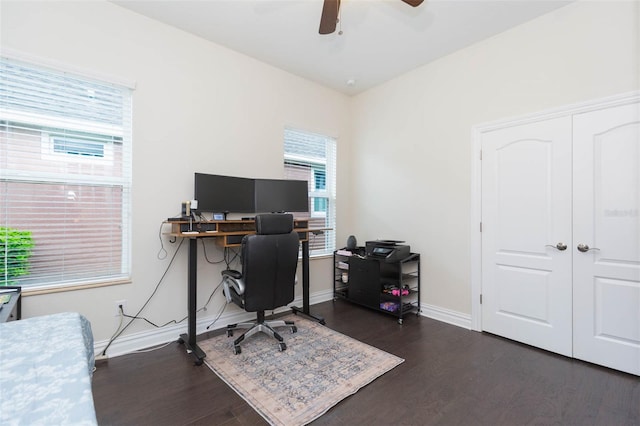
[220,213,301,355]
[225,310,297,355]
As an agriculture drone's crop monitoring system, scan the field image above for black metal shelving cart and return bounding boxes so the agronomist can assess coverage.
[333,248,420,324]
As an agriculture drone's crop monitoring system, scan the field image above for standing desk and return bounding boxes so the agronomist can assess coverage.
[168,219,325,365]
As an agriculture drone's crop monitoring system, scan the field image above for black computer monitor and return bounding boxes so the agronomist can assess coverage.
[254,179,309,213]
[194,173,255,214]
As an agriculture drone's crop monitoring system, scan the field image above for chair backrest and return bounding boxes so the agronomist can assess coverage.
[241,213,300,311]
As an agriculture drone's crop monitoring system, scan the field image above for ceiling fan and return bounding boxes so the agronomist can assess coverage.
[319,0,425,35]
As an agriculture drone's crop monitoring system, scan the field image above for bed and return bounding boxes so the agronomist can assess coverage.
[0,312,98,425]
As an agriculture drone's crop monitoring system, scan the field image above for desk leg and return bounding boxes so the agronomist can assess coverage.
[291,240,325,325]
[179,237,206,365]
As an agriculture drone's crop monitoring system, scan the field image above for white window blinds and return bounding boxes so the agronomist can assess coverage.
[0,56,133,290]
[284,127,336,256]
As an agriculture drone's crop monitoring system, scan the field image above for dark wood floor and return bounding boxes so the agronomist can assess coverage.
[92,300,640,425]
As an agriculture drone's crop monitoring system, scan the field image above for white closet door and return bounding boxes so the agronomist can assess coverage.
[572,102,640,376]
[481,117,573,356]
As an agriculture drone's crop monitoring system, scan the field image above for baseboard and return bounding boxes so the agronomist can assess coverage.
[419,303,472,330]
[95,292,469,358]
[95,290,336,358]
[307,288,334,306]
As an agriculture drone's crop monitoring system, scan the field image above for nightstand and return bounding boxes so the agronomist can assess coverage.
[0,286,22,323]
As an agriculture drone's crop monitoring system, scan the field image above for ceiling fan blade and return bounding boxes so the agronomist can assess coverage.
[401,0,424,6]
[319,0,340,35]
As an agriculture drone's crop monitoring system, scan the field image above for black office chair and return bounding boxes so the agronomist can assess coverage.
[221,213,299,354]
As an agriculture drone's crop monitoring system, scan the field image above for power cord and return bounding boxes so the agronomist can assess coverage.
[205,295,228,330]
[223,246,241,269]
[157,213,181,259]
[108,304,126,342]
[116,280,228,354]
[157,220,169,260]
[200,238,226,264]
[118,277,224,328]
[101,218,240,356]
[132,341,174,354]
[100,238,184,356]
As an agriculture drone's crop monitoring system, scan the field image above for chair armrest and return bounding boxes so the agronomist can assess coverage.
[222,271,245,304]
[221,269,242,279]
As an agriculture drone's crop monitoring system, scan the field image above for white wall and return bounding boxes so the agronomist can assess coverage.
[1,1,350,349]
[350,0,639,317]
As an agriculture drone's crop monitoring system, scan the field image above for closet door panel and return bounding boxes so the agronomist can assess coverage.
[481,117,573,356]
[573,101,640,376]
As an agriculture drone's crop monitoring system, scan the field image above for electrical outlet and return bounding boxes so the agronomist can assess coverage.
[114,299,127,317]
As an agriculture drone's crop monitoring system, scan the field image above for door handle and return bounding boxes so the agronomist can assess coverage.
[546,242,567,251]
[577,243,600,253]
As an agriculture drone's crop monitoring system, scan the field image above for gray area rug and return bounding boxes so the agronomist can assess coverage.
[200,315,404,426]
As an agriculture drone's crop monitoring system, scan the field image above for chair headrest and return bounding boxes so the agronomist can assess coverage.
[255,213,294,235]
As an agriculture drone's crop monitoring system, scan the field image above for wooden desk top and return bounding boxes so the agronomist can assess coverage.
[165,219,329,246]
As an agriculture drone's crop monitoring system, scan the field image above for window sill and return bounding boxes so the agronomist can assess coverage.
[310,253,333,260]
[21,278,132,296]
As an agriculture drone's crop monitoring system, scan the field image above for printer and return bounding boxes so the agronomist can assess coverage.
[365,240,411,262]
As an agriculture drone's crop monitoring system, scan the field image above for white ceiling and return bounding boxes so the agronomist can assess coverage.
[112,0,573,96]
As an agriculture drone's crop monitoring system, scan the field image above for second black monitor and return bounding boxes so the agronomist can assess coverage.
[254,178,309,213]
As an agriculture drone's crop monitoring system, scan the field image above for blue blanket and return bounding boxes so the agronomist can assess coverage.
[0,312,97,425]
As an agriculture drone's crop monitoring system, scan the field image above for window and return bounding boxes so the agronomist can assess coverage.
[0,56,133,290]
[52,136,107,157]
[284,127,336,256]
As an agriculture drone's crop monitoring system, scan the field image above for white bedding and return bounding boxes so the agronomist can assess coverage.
[0,312,97,425]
